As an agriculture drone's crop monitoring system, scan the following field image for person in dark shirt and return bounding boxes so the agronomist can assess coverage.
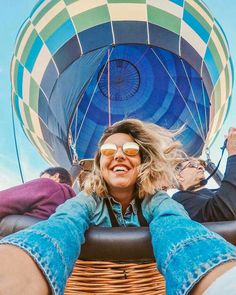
[0,167,76,220]
[172,127,236,222]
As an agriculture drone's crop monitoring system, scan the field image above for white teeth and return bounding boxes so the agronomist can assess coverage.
[113,166,128,172]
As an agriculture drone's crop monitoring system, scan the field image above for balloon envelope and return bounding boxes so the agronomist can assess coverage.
[11,0,234,169]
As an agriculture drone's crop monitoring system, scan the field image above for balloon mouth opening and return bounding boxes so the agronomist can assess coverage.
[97,59,140,101]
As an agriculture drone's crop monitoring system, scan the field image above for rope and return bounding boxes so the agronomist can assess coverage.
[71,143,79,165]
[70,48,114,156]
[205,146,211,162]
[201,80,208,138]
[10,96,24,183]
[180,60,205,140]
[150,48,205,143]
[107,48,111,126]
[134,47,149,66]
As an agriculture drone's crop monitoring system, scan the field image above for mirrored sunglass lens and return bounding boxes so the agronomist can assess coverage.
[101,149,116,156]
[123,143,139,156]
[124,148,139,156]
[100,144,117,156]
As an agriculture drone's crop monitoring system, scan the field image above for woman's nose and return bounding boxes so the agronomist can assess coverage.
[114,148,125,160]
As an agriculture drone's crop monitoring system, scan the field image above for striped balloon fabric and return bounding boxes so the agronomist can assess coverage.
[11,0,233,168]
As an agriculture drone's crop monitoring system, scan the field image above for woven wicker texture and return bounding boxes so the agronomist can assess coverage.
[64,260,165,294]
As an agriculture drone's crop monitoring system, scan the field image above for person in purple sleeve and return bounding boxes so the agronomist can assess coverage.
[172,127,236,222]
[0,167,76,220]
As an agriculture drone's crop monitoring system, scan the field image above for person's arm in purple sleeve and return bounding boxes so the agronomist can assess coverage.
[0,178,71,218]
[25,181,76,219]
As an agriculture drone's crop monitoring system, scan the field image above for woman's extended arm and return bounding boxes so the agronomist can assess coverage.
[0,245,50,295]
[0,192,96,295]
[148,192,236,294]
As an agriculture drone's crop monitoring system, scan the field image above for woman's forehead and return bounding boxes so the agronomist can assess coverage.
[103,133,134,144]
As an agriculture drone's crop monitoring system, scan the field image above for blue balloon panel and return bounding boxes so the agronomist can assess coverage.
[69,44,209,160]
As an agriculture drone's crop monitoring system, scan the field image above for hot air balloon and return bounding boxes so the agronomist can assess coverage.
[11,0,233,172]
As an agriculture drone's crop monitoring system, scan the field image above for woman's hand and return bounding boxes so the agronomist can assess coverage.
[0,245,50,295]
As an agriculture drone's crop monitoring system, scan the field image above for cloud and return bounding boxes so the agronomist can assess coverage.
[20,156,44,180]
[0,153,17,165]
[0,151,46,190]
[0,166,22,190]
[0,154,23,178]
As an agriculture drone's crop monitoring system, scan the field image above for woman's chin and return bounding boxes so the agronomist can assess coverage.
[109,181,135,191]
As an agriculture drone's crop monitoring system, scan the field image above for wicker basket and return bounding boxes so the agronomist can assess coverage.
[64,260,165,295]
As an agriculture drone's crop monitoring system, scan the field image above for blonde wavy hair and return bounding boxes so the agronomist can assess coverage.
[83,119,186,198]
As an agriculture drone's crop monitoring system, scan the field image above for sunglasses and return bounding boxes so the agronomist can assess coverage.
[100,142,140,157]
[178,161,203,173]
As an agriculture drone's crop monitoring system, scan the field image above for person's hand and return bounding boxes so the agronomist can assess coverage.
[226,127,236,156]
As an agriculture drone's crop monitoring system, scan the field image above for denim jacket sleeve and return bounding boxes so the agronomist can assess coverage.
[0,192,97,295]
[1,191,236,295]
[146,192,236,295]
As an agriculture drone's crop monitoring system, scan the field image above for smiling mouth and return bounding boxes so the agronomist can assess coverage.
[112,166,129,173]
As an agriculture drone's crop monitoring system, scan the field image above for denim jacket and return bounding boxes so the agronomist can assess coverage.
[1,191,236,295]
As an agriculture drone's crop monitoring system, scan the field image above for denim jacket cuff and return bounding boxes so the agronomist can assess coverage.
[150,216,236,294]
[0,229,73,295]
[165,234,236,294]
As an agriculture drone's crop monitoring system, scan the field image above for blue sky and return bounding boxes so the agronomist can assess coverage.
[0,0,235,189]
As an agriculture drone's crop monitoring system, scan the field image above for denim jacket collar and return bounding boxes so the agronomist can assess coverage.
[108,195,137,214]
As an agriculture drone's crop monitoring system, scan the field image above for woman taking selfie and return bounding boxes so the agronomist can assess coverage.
[0,119,236,295]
